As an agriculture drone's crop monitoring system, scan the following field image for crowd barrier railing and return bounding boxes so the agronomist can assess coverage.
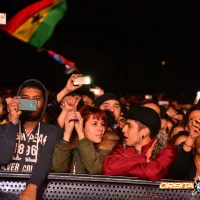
[0,172,198,200]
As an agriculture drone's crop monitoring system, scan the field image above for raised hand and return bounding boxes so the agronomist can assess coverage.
[188,119,200,139]
[65,74,82,93]
[63,112,76,142]
[57,74,83,103]
[61,95,81,112]
[7,97,22,124]
[74,112,84,140]
[183,118,200,151]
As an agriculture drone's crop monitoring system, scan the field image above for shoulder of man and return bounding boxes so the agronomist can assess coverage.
[40,122,63,139]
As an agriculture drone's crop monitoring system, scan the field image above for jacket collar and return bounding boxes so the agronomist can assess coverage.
[140,138,156,155]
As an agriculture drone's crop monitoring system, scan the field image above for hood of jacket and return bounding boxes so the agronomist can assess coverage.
[17,79,48,121]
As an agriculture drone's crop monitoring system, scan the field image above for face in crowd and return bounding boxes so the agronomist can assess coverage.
[100,99,121,121]
[81,106,107,143]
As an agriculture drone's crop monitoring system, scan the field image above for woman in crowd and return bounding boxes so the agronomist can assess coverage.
[51,106,114,174]
[169,104,200,180]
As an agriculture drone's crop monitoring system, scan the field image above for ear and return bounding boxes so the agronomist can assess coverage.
[140,127,150,138]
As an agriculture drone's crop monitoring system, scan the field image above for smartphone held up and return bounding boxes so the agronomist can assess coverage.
[197,91,200,100]
[145,94,152,100]
[73,76,91,86]
[17,99,38,111]
[89,88,101,95]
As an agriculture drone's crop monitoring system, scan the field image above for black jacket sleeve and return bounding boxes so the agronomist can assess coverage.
[0,122,18,165]
[28,124,63,187]
[169,142,194,180]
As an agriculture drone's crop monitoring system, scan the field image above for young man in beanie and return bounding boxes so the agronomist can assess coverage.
[94,93,122,154]
[102,105,177,181]
[94,93,121,122]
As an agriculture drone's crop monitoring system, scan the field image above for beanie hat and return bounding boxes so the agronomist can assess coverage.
[94,93,120,107]
[125,105,161,136]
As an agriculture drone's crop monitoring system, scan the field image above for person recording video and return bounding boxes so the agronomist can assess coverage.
[0,79,63,200]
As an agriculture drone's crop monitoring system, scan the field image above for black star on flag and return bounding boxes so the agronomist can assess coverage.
[31,13,43,23]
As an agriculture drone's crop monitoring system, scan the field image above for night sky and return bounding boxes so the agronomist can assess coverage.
[0,1,199,100]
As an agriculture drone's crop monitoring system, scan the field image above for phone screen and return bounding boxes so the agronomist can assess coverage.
[197,91,200,100]
[145,95,152,100]
[158,101,169,106]
[18,99,38,111]
[73,76,91,85]
[90,88,100,95]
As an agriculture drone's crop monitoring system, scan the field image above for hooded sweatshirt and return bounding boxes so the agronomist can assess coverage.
[0,79,62,187]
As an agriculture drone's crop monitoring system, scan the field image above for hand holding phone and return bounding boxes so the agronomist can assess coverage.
[7,97,22,124]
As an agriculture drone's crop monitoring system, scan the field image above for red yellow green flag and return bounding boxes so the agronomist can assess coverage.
[1,0,67,48]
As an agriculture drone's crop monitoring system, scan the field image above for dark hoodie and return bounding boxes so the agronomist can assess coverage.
[0,79,63,187]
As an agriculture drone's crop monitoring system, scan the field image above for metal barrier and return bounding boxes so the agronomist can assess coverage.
[0,172,198,200]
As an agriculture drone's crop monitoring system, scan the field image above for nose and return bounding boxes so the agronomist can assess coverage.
[98,124,103,131]
[110,106,114,112]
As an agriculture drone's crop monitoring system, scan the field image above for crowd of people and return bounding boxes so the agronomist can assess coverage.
[0,74,199,199]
